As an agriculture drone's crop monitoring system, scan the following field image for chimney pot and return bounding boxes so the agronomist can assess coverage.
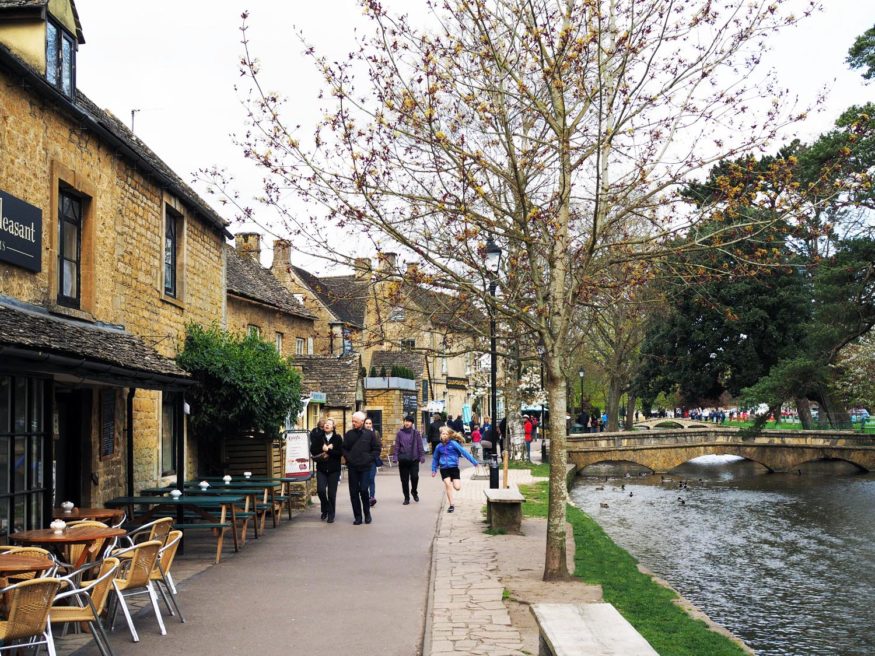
[235,232,262,262]
[354,258,372,282]
[271,239,292,272]
[378,252,398,272]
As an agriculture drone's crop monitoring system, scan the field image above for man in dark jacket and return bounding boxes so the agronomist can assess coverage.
[342,411,381,525]
[426,413,445,453]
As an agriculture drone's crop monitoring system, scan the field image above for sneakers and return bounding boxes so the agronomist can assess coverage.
[447,505,455,513]
[321,512,328,521]
[412,492,419,502]
[369,497,377,507]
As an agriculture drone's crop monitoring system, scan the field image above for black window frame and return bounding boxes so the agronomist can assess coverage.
[45,17,76,98]
[164,206,180,298]
[57,188,83,309]
[161,392,179,477]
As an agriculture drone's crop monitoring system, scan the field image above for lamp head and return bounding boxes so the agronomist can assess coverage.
[578,368,585,379]
[485,237,502,274]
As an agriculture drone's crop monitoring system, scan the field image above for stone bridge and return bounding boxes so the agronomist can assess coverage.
[567,428,875,473]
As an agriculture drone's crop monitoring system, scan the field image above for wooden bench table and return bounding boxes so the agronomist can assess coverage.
[484,488,525,534]
[531,603,658,656]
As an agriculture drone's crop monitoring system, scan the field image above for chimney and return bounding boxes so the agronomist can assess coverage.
[235,232,262,262]
[377,252,398,272]
[354,258,371,282]
[271,239,292,273]
[405,262,419,278]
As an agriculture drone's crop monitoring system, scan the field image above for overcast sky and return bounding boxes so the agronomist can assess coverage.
[74,1,875,271]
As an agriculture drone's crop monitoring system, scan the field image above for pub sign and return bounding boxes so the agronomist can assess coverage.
[0,190,42,272]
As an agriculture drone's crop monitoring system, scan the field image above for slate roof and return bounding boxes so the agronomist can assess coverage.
[225,246,314,319]
[293,355,360,409]
[406,286,486,334]
[0,42,230,238]
[291,267,370,328]
[369,350,426,378]
[0,299,189,382]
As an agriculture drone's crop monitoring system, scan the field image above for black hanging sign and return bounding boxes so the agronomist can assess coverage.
[0,190,42,272]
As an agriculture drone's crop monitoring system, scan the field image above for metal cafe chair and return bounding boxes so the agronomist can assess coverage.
[0,577,62,656]
[50,557,120,656]
[108,540,165,642]
[151,530,185,623]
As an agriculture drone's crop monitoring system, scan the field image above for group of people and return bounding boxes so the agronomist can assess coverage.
[574,408,608,433]
[309,411,480,524]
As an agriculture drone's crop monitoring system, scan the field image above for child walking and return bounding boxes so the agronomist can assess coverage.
[431,427,478,513]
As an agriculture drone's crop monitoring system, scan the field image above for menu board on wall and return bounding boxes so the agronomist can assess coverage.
[0,190,42,272]
[100,390,115,458]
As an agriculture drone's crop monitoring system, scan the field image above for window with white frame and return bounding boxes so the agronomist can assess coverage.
[296,338,305,355]
[275,332,284,352]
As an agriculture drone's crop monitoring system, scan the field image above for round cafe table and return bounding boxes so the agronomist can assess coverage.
[11,526,126,569]
[52,507,124,523]
[0,553,55,577]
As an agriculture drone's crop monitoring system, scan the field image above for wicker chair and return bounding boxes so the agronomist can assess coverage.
[62,521,111,568]
[152,530,184,623]
[118,517,173,552]
[50,558,119,656]
[109,540,165,642]
[0,577,62,656]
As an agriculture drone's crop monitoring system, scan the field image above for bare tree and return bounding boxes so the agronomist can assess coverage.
[223,0,814,580]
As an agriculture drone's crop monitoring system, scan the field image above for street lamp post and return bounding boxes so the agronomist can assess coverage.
[485,237,503,487]
[578,367,585,420]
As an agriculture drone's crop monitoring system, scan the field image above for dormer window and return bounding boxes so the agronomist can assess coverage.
[46,19,75,97]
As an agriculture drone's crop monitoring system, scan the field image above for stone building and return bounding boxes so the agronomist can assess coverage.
[225,237,315,359]
[0,0,230,537]
[292,354,363,434]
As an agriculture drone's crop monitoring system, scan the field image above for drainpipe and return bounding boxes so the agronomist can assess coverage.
[126,388,136,497]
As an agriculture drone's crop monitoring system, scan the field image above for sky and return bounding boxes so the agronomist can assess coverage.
[74,1,875,272]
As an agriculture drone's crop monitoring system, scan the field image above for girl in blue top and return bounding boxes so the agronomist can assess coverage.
[431,427,479,513]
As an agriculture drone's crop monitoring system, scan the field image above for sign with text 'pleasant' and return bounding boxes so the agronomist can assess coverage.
[0,191,42,272]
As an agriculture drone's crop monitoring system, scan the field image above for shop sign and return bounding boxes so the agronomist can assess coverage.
[402,392,418,415]
[284,430,312,475]
[310,391,327,403]
[0,191,42,272]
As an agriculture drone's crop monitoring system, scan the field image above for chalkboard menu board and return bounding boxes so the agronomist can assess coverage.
[100,390,115,458]
[402,393,418,418]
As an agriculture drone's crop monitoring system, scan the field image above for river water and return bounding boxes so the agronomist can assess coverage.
[570,457,875,656]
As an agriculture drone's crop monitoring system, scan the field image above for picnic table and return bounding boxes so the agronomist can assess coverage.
[105,495,244,563]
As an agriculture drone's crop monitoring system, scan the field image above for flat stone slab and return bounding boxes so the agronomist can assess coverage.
[484,489,526,503]
[531,603,658,656]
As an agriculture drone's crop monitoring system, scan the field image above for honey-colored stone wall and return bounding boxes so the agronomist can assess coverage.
[226,295,315,359]
[0,66,225,500]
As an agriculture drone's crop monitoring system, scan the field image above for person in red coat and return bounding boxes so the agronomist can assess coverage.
[523,415,533,462]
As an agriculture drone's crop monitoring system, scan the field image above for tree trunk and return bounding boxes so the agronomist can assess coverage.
[543,361,572,581]
[624,394,637,430]
[606,378,622,432]
[820,390,851,429]
[795,397,813,429]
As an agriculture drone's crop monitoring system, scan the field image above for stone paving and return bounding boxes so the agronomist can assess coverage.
[426,464,541,656]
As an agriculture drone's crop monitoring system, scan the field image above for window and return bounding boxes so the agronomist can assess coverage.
[421,379,430,403]
[307,337,314,355]
[441,355,448,375]
[161,393,180,476]
[296,338,305,355]
[164,207,180,297]
[401,339,415,350]
[247,325,261,338]
[57,189,82,308]
[46,19,75,97]
[389,306,405,321]
[275,332,284,353]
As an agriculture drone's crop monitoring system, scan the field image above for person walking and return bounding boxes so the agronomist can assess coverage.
[342,411,381,525]
[364,417,383,508]
[470,423,482,460]
[426,413,445,453]
[309,417,342,523]
[523,415,533,462]
[431,427,478,513]
[391,415,425,504]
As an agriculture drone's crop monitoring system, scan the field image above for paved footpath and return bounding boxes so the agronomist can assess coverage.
[426,464,539,656]
[70,467,446,656]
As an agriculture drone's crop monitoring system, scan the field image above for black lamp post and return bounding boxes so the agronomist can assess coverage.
[578,367,585,415]
[485,237,502,486]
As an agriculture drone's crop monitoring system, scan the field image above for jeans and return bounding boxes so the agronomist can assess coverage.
[368,463,378,499]
[316,470,340,518]
[398,460,420,500]
[524,440,531,460]
[347,467,371,520]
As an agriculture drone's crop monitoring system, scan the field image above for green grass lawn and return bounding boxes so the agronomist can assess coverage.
[727,420,874,434]
[517,480,748,656]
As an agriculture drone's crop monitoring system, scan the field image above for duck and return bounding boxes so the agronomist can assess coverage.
[628,491,634,497]
[600,502,609,509]
[594,486,605,491]
[678,497,686,505]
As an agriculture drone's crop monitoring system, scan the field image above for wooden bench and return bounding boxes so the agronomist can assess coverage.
[531,603,658,656]
[484,488,525,534]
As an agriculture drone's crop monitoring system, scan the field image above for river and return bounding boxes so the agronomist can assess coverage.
[570,457,875,656]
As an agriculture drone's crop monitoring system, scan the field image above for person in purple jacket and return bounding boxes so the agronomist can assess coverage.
[431,427,478,513]
[391,415,425,505]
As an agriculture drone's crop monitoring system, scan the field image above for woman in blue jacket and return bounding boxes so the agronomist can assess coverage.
[431,427,478,513]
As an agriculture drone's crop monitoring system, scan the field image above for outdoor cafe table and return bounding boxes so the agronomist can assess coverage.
[104,495,244,562]
[0,553,56,577]
[52,507,124,523]
[139,484,280,537]
[10,526,126,569]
